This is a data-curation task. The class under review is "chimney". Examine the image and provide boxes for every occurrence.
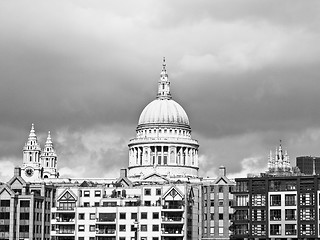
[14,167,21,177]
[219,166,226,176]
[120,169,127,178]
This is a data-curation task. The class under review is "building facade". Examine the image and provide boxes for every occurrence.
[231,143,320,240]
[0,167,55,240]
[296,156,320,175]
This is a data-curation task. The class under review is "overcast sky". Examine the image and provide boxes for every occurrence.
[1,0,320,181]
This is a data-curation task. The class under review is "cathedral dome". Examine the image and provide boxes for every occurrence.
[138,98,190,126]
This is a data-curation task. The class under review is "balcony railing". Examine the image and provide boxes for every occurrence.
[56,218,75,223]
[96,218,116,222]
[96,229,116,234]
[162,204,183,209]
[162,216,183,222]
[162,229,183,234]
[56,230,75,234]
[57,207,75,211]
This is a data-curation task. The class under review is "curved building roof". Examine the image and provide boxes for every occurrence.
[138,98,190,126]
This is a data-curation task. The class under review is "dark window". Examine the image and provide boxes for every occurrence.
[144,189,151,196]
[141,212,147,219]
[131,213,137,220]
[83,191,90,197]
[152,225,159,231]
[153,212,159,219]
[156,188,161,195]
[119,225,126,232]
[219,214,223,220]
[141,225,147,231]
[78,213,85,220]
[120,212,126,219]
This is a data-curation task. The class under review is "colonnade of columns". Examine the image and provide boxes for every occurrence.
[129,145,198,167]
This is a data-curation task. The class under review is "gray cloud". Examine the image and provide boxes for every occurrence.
[0,0,320,180]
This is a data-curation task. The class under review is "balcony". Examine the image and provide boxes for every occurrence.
[56,218,75,223]
[55,229,75,235]
[96,229,116,235]
[56,207,75,212]
[162,204,184,211]
[96,218,116,223]
[162,216,184,223]
[162,229,184,236]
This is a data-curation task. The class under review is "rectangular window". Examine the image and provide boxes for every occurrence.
[153,212,159,219]
[218,186,223,193]
[83,191,90,197]
[78,225,85,232]
[219,214,223,220]
[131,225,135,231]
[131,213,137,220]
[140,225,147,231]
[152,225,159,231]
[285,224,297,235]
[144,189,151,196]
[119,225,126,232]
[270,209,281,221]
[78,213,85,220]
[285,209,296,220]
[156,188,161,195]
[141,212,147,219]
[236,195,249,206]
[270,195,281,206]
[89,225,95,232]
[144,201,151,206]
[90,213,95,220]
[94,190,101,197]
[270,224,281,235]
[285,194,296,206]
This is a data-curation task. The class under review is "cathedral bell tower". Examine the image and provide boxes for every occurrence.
[21,123,42,181]
[41,131,59,178]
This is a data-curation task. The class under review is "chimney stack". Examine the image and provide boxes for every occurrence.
[219,166,226,176]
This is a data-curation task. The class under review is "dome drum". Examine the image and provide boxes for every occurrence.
[128,59,199,178]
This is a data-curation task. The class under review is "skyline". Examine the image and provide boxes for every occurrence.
[1,0,320,181]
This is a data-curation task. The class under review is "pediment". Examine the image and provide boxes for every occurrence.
[116,177,132,188]
[0,185,14,198]
[163,186,184,200]
[143,173,169,182]
[57,188,77,202]
[213,176,233,185]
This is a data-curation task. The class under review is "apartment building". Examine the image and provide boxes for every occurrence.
[0,167,55,240]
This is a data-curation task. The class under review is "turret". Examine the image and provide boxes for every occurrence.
[157,57,172,100]
[21,123,42,181]
[41,131,59,178]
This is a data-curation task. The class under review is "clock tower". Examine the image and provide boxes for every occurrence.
[21,124,43,181]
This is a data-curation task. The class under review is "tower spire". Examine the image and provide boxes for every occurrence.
[157,57,172,100]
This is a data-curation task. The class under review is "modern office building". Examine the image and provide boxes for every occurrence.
[296,156,320,175]
[231,143,320,240]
